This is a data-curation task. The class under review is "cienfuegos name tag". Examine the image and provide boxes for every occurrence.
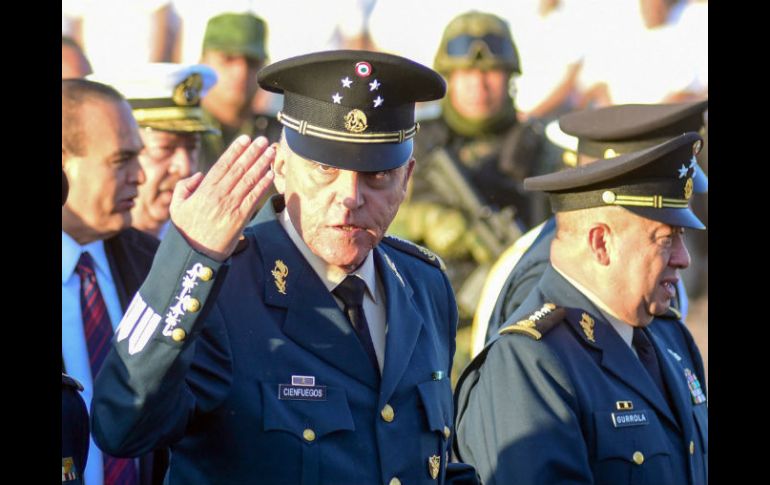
[278,375,327,401]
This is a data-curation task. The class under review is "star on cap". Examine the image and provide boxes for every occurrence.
[369,79,380,91]
[332,92,343,104]
[373,95,384,108]
[678,163,688,179]
[341,77,353,88]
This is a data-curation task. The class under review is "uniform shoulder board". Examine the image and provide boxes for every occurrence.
[498,303,565,340]
[382,235,446,270]
[61,373,84,391]
[232,234,250,256]
[659,306,682,320]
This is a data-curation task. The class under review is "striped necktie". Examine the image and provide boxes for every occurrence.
[76,251,138,485]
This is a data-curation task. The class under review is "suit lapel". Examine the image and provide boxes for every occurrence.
[254,199,379,388]
[375,248,425,405]
[649,325,691,434]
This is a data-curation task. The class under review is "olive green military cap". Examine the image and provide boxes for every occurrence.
[434,11,520,75]
[548,100,708,192]
[525,132,705,230]
[202,12,268,60]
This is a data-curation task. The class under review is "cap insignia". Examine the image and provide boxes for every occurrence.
[684,177,693,200]
[332,92,343,104]
[355,61,372,77]
[173,73,202,106]
[344,109,368,133]
[373,96,384,108]
[341,76,353,88]
[369,79,381,91]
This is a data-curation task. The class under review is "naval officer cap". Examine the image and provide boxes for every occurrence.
[558,100,709,192]
[89,63,218,134]
[525,131,705,230]
[257,50,446,171]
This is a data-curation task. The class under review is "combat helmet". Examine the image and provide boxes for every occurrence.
[433,11,521,75]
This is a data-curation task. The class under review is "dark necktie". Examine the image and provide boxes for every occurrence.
[75,252,138,485]
[632,327,668,398]
[333,275,380,373]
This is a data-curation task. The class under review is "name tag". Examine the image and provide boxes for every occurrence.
[278,384,327,401]
[611,410,650,428]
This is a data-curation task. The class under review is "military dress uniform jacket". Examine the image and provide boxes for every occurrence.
[92,196,469,485]
[485,217,556,340]
[454,265,708,485]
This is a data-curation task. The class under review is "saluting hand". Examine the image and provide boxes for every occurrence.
[169,135,276,261]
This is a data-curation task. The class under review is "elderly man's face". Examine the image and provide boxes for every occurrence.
[607,214,691,326]
[448,68,510,120]
[134,130,200,225]
[274,144,414,272]
[63,98,144,241]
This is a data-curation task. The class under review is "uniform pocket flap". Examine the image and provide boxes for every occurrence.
[594,410,671,462]
[261,381,355,439]
[417,379,451,433]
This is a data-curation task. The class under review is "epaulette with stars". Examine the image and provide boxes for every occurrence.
[498,303,565,340]
[381,235,446,270]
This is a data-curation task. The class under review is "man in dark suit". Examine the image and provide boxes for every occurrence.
[455,132,707,484]
[62,79,165,485]
[91,50,478,484]
[471,101,708,351]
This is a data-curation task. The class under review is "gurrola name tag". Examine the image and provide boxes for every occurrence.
[611,410,650,428]
[278,375,327,401]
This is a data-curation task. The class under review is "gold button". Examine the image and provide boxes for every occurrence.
[443,426,451,439]
[689,441,695,454]
[602,190,617,204]
[171,328,186,342]
[381,404,395,423]
[184,298,201,313]
[199,267,214,281]
[389,478,401,485]
[303,428,316,442]
[632,451,644,465]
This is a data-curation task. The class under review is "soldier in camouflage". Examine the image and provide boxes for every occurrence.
[392,11,562,330]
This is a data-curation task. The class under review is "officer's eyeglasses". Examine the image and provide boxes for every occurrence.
[445,34,513,58]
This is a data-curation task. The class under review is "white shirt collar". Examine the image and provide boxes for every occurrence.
[278,208,377,302]
[61,231,111,284]
[552,263,634,349]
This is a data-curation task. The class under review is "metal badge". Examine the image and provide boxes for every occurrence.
[580,313,595,342]
[616,400,634,410]
[344,109,368,133]
[173,73,202,106]
[684,177,694,199]
[272,260,289,295]
[428,455,441,479]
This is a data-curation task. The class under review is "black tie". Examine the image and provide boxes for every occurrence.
[333,275,380,373]
[632,327,668,398]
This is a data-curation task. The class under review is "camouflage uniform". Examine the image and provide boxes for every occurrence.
[392,12,562,325]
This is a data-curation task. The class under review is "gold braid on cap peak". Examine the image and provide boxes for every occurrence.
[278,111,419,144]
